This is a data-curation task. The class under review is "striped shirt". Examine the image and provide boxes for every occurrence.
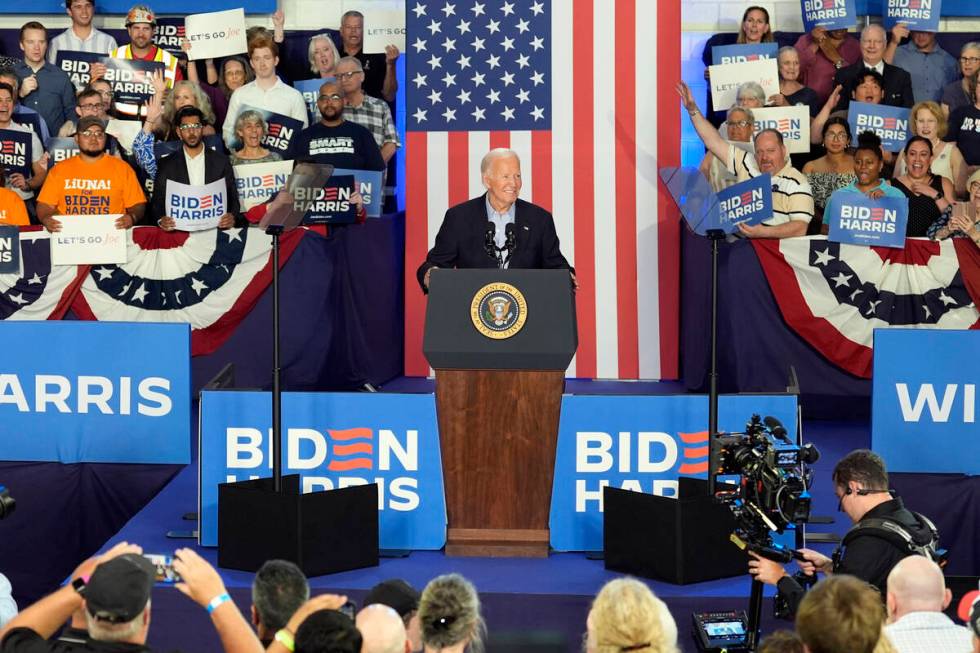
[727,144,814,226]
[47,27,118,70]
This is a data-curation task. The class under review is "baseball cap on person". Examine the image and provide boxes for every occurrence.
[363,579,420,618]
[74,115,107,134]
[85,554,155,623]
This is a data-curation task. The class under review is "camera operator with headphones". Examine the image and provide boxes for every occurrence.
[748,449,943,618]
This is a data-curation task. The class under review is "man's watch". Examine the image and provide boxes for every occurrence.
[834,59,844,69]
[71,576,87,595]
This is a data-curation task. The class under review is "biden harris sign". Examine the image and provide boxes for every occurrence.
[198,391,447,549]
[0,321,190,464]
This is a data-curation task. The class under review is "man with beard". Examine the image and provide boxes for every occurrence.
[290,80,384,172]
[36,114,145,231]
[677,80,814,238]
[107,4,181,118]
[151,105,240,229]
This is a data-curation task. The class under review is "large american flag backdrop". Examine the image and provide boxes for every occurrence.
[404,0,681,379]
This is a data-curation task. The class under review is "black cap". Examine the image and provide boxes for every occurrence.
[363,579,420,618]
[85,554,155,623]
[74,115,107,134]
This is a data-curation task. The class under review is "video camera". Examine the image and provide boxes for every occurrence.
[713,414,819,549]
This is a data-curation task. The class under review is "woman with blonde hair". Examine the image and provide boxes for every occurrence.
[585,578,679,653]
[894,101,967,196]
[418,574,485,653]
[308,34,340,79]
[158,80,217,140]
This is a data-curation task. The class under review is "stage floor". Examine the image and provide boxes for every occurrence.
[101,390,869,652]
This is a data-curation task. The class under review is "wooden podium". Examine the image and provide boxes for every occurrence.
[423,269,577,557]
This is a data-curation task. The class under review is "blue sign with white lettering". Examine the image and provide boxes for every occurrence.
[0,226,19,274]
[711,43,779,66]
[883,0,942,31]
[848,102,911,152]
[548,394,798,551]
[714,175,773,233]
[293,78,333,126]
[872,329,979,474]
[827,193,908,248]
[332,168,384,218]
[198,391,447,549]
[234,106,304,158]
[0,321,190,464]
[801,0,857,32]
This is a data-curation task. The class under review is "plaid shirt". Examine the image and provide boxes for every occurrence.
[884,612,974,653]
[343,94,400,151]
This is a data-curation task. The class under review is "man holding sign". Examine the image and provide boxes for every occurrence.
[108,4,181,118]
[0,82,47,212]
[47,0,116,74]
[884,26,957,104]
[679,81,814,238]
[36,115,145,232]
[151,106,240,231]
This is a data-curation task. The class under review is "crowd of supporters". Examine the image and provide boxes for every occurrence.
[0,2,397,229]
[688,7,980,245]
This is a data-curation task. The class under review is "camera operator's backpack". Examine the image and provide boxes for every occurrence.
[839,511,946,565]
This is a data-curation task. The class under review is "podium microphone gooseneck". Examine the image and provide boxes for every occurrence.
[503,223,516,267]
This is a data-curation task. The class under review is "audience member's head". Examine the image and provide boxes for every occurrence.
[854,132,885,185]
[958,43,980,81]
[364,579,421,652]
[249,36,279,80]
[758,630,803,653]
[902,136,934,180]
[84,553,155,645]
[357,603,410,653]
[585,578,678,653]
[336,56,365,95]
[88,78,114,109]
[418,573,484,653]
[821,116,851,154]
[309,34,340,77]
[910,101,947,140]
[852,70,885,104]
[737,6,772,44]
[752,129,788,175]
[251,559,310,644]
[124,4,156,51]
[726,106,754,143]
[163,80,215,135]
[340,10,365,53]
[317,81,345,123]
[219,56,254,97]
[76,87,107,121]
[860,24,887,65]
[235,109,268,151]
[19,22,47,65]
[295,609,362,653]
[886,556,950,620]
[736,81,766,108]
[777,46,801,83]
[796,575,886,653]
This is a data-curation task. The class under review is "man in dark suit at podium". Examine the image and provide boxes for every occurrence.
[416,148,574,292]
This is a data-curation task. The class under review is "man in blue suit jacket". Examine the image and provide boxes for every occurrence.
[416,148,575,293]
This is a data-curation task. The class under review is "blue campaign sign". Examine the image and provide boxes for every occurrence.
[548,394,798,551]
[883,0,942,31]
[711,43,778,66]
[56,51,104,89]
[0,129,33,178]
[827,193,908,248]
[304,174,358,225]
[102,58,166,106]
[0,226,19,274]
[0,321,190,464]
[293,78,333,126]
[714,175,773,232]
[801,0,857,32]
[872,329,979,474]
[332,168,384,218]
[848,102,911,152]
[236,105,304,158]
[198,391,447,549]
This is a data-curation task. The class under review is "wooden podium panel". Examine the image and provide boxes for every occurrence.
[435,368,564,557]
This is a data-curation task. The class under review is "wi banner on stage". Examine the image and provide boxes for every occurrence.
[0,321,190,464]
[872,329,979,474]
[198,391,447,550]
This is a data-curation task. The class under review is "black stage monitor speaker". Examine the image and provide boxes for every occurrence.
[603,478,747,584]
[218,475,379,576]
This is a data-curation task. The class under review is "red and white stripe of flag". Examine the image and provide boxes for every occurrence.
[404,0,680,380]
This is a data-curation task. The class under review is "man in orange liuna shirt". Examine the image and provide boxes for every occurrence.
[0,164,30,226]
[36,115,145,232]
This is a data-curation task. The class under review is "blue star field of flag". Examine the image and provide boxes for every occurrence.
[406,0,551,131]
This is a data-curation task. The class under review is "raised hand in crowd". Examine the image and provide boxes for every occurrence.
[143,69,167,135]
[810,84,843,144]
[884,23,909,64]
[272,9,285,44]
[90,61,107,81]
[385,44,400,63]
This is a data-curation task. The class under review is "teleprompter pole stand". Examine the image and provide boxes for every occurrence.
[705,228,725,497]
[267,224,284,493]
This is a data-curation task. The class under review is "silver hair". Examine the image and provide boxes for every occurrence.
[961,41,980,56]
[234,109,266,136]
[336,56,364,73]
[727,106,755,122]
[861,23,886,41]
[307,34,340,75]
[480,148,520,176]
[736,81,766,105]
[86,600,150,643]
[341,10,364,24]
[777,45,798,59]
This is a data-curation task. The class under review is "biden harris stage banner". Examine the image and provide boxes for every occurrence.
[198,391,447,549]
[872,329,979,474]
[711,43,778,66]
[548,394,798,551]
[0,321,190,464]
[848,102,911,152]
[884,0,942,31]
[826,193,909,248]
[802,0,857,32]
